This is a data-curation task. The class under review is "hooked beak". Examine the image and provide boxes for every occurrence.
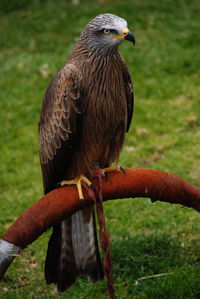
[124,30,135,46]
[110,27,135,46]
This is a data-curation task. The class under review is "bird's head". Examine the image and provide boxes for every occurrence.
[81,13,135,55]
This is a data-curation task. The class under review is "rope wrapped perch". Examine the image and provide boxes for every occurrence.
[1,168,200,283]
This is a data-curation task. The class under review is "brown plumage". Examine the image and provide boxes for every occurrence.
[38,13,135,292]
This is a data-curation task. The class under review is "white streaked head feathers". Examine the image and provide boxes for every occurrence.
[80,13,129,55]
[88,13,128,33]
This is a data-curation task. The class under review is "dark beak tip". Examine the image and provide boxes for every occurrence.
[125,31,136,46]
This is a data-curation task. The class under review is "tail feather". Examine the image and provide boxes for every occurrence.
[45,209,103,292]
[45,224,62,285]
[45,219,77,291]
[59,218,78,291]
[71,210,103,282]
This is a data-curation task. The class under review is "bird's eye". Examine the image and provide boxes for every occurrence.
[103,29,110,35]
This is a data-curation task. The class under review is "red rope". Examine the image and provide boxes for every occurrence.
[87,169,115,299]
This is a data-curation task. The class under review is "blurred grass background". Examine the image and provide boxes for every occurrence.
[0,0,200,298]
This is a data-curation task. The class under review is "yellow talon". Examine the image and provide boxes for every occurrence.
[101,166,118,176]
[60,175,94,202]
[81,175,93,186]
[101,165,125,179]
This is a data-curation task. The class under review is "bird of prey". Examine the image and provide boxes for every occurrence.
[38,13,135,292]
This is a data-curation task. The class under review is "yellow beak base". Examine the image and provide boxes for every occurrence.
[110,27,130,41]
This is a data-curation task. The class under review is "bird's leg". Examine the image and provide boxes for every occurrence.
[59,175,94,203]
[101,165,125,180]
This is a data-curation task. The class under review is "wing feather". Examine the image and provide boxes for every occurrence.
[120,54,134,132]
[38,63,83,193]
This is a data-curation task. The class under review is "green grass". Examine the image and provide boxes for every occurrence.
[1,0,200,298]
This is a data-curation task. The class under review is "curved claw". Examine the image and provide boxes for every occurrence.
[57,182,62,188]
[119,166,126,175]
[90,183,96,194]
[104,172,109,182]
[80,197,84,203]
